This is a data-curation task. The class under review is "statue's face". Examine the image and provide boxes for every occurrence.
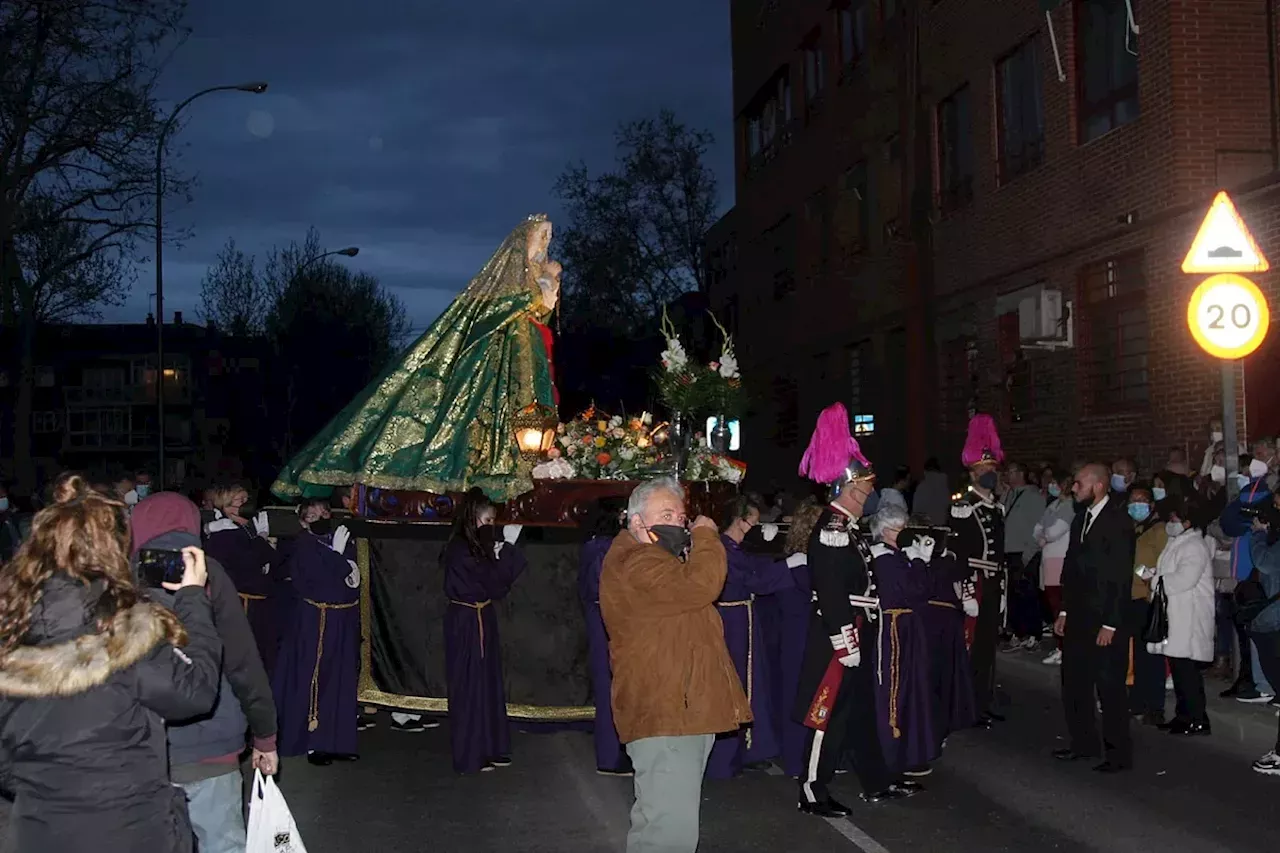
[527,221,552,264]
[543,260,562,283]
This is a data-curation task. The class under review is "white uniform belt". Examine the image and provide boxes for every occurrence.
[968,557,1000,570]
[810,591,880,610]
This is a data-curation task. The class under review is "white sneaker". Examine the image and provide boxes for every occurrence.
[1042,649,1063,666]
[1252,751,1280,775]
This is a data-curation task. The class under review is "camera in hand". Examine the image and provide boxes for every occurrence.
[1241,500,1280,544]
[898,526,952,552]
[137,548,185,587]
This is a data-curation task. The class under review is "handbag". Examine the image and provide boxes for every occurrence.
[1234,569,1280,626]
[1143,577,1170,645]
[247,770,308,853]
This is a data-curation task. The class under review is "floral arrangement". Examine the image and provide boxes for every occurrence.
[654,308,746,418]
[535,406,666,480]
[686,445,747,484]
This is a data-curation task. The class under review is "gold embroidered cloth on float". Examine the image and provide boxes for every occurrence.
[271,216,557,503]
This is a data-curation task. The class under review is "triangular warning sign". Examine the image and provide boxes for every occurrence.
[1182,191,1270,274]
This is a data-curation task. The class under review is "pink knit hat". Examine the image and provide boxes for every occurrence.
[961,413,1004,468]
[799,403,873,484]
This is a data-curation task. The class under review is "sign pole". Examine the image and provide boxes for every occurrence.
[1223,360,1241,501]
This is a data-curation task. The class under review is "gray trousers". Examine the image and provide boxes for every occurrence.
[625,734,715,853]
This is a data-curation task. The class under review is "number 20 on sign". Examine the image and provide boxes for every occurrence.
[1187,274,1270,359]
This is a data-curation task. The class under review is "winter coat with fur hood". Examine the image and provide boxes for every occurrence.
[0,575,222,853]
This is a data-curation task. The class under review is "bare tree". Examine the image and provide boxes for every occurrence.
[198,238,266,335]
[553,109,718,335]
[0,0,190,489]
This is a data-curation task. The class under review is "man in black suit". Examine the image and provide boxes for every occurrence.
[1052,463,1137,772]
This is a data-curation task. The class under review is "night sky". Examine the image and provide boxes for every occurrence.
[112,1,735,336]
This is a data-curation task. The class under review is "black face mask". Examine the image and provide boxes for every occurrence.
[477,524,498,544]
[309,517,333,536]
[977,472,998,491]
[648,524,691,557]
[741,524,766,552]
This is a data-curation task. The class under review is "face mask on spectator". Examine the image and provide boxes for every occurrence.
[1237,474,1251,490]
[1211,465,1226,485]
[1047,483,1061,498]
[1127,503,1151,522]
[1153,487,1167,501]
[1166,521,1186,537]
[1249,459,1269,479]
[1111,474,1128,492]
[1212,430,1225,443]
[135,484,151,499]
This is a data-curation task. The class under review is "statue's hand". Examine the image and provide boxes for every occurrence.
[537,277,559,312]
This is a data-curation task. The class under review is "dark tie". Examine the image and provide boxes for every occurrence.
[1083,510,1095,540]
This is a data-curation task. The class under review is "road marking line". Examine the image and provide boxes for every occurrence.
[824,816,892,853]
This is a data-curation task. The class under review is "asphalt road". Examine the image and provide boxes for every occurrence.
[2,649,1277,852]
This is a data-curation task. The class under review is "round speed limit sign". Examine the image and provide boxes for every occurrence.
[1187,273,1271,359]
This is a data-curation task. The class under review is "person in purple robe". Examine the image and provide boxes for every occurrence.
[444,489,528,774]
[203,483,285,676]
[772,499,822,778]
[578,497,632,776]
[273,498,361,766]
[869,505,940,776]
[706,495,801,779]
[919,515,979,752]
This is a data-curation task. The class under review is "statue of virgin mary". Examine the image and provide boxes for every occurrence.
[271,215,560,502]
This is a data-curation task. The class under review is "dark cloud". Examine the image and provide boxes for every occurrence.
[113,0,734,333]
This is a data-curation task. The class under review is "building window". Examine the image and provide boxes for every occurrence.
[837,1,869,75]
[803,33,826,114]
[33,411,61,434]
[853,413,876,436]
[936,84,974,211]
[881,135,902,239]
[1081,252,1147,409]
[745,70,793,171]
[1077,0,1139,143]
[766,215,796,299]
[996,37,1045,182]
[842,162,870,252]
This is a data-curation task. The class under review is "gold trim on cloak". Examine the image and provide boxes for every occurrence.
[355,537,595,722]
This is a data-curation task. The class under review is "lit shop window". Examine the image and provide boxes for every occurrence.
[853,414,875,436]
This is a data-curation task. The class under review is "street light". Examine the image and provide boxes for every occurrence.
[154,82,268,489]
[298,246,360,273]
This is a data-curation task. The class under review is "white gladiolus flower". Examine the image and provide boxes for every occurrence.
[608,415,623,428]
[619,447,636,461]
[718,352,739,379]
[640,411,653,425]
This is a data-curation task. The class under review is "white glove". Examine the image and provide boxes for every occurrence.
[344,559,360,589]
[761,523,779,542]
[260,562,271,575]
[963,597,980,618]
[330,524,351,556]
[999,593,1007,615]
[838,651,861,668]
[502,524,522,545]
[785,552,808,568]
[1135,565,1156,580]
[904,535,936,564]
[253,511,270,538]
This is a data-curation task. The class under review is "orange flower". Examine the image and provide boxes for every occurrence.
[596,452,612,466]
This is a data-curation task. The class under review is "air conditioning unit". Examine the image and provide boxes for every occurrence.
[1018,290,1073,350]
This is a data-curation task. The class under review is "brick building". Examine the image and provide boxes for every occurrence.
[708,0,1280,487]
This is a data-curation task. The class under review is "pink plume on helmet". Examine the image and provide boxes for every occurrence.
[961,413,1004,467]
[799,403,871,483]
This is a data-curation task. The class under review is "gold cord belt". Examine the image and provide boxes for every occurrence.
[927,600,957,610]
[882,608,913,739]
[450,599,493,659]
[238,592,267,614]
[717,598,754,749]
[303,598,359,733]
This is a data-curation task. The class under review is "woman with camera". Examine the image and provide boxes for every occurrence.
[0,475,222,853]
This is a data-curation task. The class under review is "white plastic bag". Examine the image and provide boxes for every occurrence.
[247,769,308,853]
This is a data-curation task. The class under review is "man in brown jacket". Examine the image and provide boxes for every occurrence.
[601,476,750,853]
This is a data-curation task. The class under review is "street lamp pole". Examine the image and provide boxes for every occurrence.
[298,246,360,274]
[155,82,267,490]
